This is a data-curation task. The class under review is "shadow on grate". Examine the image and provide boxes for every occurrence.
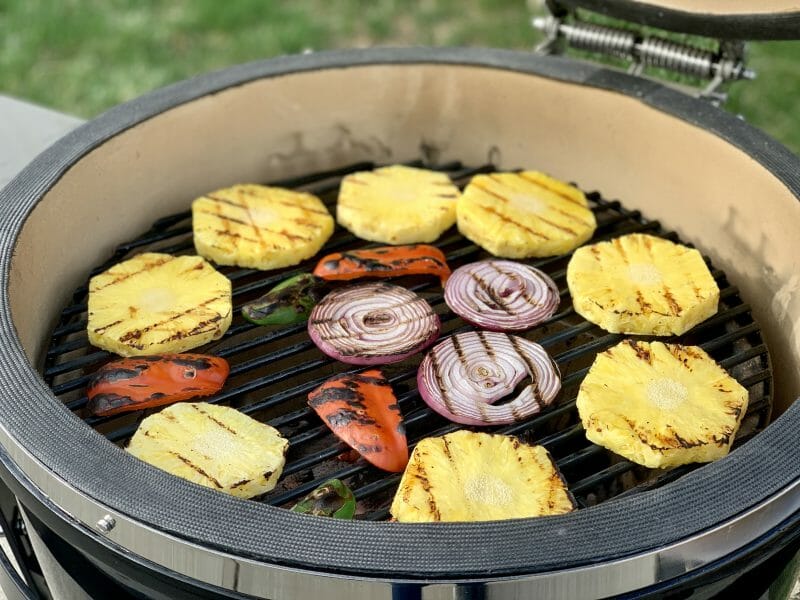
[42,160,772,521]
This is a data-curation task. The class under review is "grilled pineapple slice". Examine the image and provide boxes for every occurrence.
[577,340,748,469]
[567,233,719,335]
[88,253,232,356]
[390,430,574,522]
[193,184,334,270]
[337,165,460,244]
[457,171,596,258]
[128,402,289,498]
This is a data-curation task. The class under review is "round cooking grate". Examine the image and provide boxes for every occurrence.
[42,160,772,520]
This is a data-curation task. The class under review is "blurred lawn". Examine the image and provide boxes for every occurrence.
[1,0,798,153]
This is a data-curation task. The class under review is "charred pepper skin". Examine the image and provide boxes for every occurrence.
[241,273,326,326]
[312,245,451,285]
[308,369,409,472]
[87,354,229,417]
[290,478,356,518]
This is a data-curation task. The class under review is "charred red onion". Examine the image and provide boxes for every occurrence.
[308,283,440,365]
[444,259,559,331]
[417,331,560,425]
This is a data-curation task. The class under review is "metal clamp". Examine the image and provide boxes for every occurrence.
[533,14,756,104]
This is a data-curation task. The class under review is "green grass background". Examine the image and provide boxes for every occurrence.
[1,0,798,153]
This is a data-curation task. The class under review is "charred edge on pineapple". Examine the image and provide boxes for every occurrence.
[612,238,628,262]
[169,452,223,489]
[534,215,577,236]
[192,405,238,435]
[517,173,585,207]
[156,312,228,345]
[91,319,124,335]
[415,462,441,522]
[196,210,250,227]
[663,286,682,315]
[625,340,652,363]
[205,193,246,209]
[93,256,174,291]
[117,295,228,346]
[478,205,550,240]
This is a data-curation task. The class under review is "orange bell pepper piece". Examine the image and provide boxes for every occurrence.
[87,354,229,417]
[313,244,450,285]
[308,369,409,472]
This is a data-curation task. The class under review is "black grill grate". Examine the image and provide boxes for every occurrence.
[42,161,772,520]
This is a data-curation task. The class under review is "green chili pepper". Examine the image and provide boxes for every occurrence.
[290,479,356,519]
[242,273,325,326]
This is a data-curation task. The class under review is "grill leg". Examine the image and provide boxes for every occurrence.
[0,478,45,599]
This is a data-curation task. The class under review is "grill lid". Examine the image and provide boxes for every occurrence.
[552,0,800,39]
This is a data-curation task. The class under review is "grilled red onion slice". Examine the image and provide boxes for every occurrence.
[308,283,440,365]
[418,331,560,425]
[444,260,559,331]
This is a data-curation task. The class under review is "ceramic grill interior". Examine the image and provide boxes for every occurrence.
[1,48,800,599]
[43,160,773,519]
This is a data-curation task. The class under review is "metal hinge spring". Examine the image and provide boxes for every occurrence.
[533,16,755,102]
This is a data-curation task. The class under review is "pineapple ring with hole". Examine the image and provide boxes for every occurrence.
[390,430,574,522]
[456,171,597,258]
[336,164,461,244]
[192,184,334,270]
[88,253,232,356]
[567,233,719,335]
[576,340,749,469]
[127,402,289,499]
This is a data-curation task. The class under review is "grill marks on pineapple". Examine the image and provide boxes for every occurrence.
[191,404,238,435]
[168,451,224,489]
[92,319,124,335]
[88,253,232,355]
[625,340,653,364]
[336,165,460,245]
[577,340,748,468]
[92,255,174,292]
[116,294,229,349]
[662,286,683,315]
[201,194,314,248]
[414,459,442,522]
[199,210,249,229]
[567,233,719,335]
[193,185,334,270]
[474,175,588,235]
[478,204,550,240]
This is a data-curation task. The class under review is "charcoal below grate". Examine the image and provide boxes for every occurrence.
[42,160,772,520]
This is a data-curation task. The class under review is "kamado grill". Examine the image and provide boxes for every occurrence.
[1,2,800,598]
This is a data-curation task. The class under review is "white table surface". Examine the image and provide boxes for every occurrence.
[0,94,84,191]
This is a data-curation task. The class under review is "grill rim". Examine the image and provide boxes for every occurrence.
[0,47,799,592]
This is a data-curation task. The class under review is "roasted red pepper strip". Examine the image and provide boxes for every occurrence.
[313,245,451,285]
[308,369,409,472]
[87,354,229,417]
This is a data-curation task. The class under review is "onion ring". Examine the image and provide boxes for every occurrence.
[308,283,440,365]
[418,331,560,425]
[444,259,559,331]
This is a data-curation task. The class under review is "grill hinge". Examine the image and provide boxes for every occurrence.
[532,5,755,106]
